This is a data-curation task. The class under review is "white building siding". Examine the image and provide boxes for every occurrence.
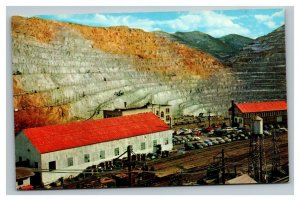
[148,105,172,125]
[39,130,172,184]
[16,177,31,189]
[122,108,151,116]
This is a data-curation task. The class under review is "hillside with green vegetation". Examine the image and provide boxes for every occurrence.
[155,31,253,60]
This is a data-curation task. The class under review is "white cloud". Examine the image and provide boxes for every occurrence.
[96,11,249,37]
[198,11,250,36]
[254,10,284,28]
[45,11,251,37]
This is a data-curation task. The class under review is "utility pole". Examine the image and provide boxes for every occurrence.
[259,144,263,183]
[271,129,281,177]
[221,149,225,184]
[208,110,211,127]
[127,145,133,187]
[231,100,235,127]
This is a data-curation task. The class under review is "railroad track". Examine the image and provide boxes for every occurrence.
[61,133,288,188]
[149,133,288,175]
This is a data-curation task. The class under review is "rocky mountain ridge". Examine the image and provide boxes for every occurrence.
[155,31,254,60]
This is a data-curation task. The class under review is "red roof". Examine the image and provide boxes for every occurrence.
[20,185,34,190]
[236,101,287,113]
[22,112,170,154]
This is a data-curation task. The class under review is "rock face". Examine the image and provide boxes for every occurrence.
[226,25,286,103]
[12,16,236,133]
[11,16,286,133]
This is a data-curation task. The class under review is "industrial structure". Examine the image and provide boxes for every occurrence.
[15,113,173,185]
[103,104,172,126]
[229,100,287,127]
[248,116,266,182]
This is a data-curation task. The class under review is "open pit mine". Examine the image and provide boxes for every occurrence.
[12,16,286,133]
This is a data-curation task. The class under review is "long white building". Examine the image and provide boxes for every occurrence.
[15,112,173,185]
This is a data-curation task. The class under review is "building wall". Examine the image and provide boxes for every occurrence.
[104,106,172,126]
[15,132,41,168]
[122,108,151,116]
[103,110,122,118]
[148,105,172,126]
[39,130,173,185]
[234,109,287,127]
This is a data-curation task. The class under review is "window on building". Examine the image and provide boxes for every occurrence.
[84,154,90,163]
[164,138,169,145]
[48,161,56,171]
[153,140,158,147]
[156,111,159,115]
[17,179,24,186]
[141,142,146,150]
[100,150,105,159]
[234,117,238,123]
[161,111,164,118]
[114,148,120,156]
[166,108,170,114]
[277,116,283,122]
[67,157,73,167]
[166,115,170,121]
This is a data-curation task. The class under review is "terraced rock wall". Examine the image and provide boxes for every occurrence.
[226,25,286,103]
[12,16,236,133]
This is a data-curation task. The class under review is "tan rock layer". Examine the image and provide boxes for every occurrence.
[11,16,223,78]
[14,105,71,134]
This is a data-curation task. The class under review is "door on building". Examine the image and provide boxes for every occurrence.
[48,161,56,171]
[153,140,158,153]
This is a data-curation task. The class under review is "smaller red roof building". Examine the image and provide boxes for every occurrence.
[235,101,287,113]
[231,100,288,127]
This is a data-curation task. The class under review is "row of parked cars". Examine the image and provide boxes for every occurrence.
[173,125,288,150]
[184,136,232,150]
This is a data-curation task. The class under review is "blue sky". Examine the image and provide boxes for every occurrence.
[35,9,285,39]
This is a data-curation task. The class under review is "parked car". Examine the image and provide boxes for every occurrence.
[279,128,288,132]
[263,130,271,136]
[212,140,219,145]
[209,138,216,141]
[193,142,204,149]
[224,138,232,143]
[204,140,213,146]
[219,139,226,144]
[184,142,195,150]
[239,134,245,139]
[200,142,208,147]
[182,136,189,142]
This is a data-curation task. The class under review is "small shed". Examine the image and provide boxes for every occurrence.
[16,167,35,189]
